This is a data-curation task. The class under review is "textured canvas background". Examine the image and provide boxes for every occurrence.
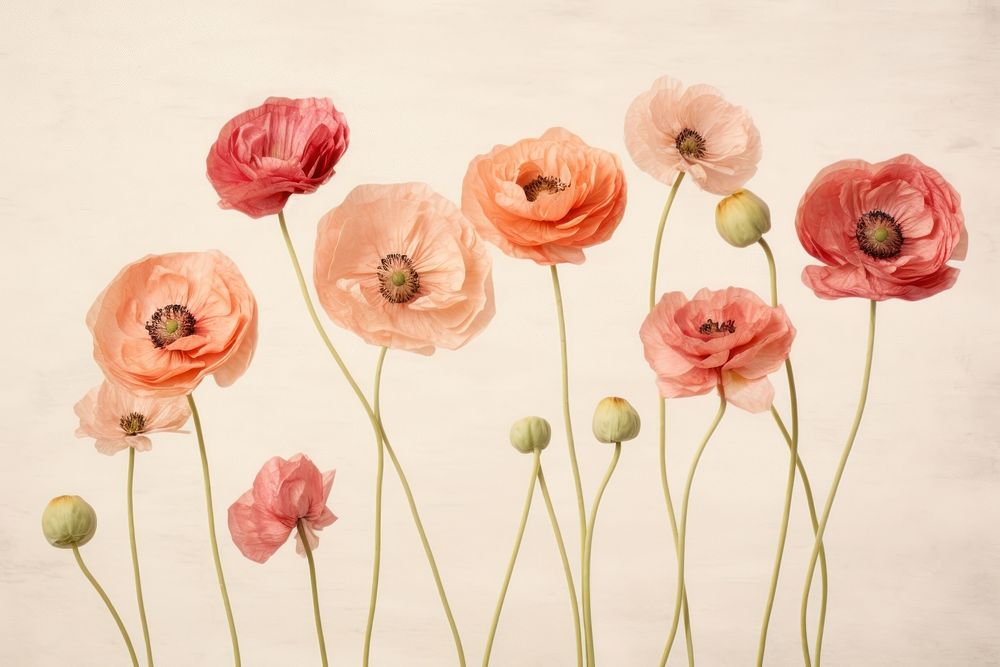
[1,1,998,664]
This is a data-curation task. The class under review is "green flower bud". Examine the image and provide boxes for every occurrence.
[715,189,771,248]
[42,495,97,549]
[592,397,641,444]
[509,416,551,454]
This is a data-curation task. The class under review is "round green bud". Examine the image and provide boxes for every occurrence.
[42,495,97,549]
[592,397,641,444]
[715,189,771,248]
[509,416,551,454]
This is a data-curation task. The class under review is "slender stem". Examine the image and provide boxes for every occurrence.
[537,466,584,667]
[482,450,541,666]
[800,300,877,667]
[659,395,726,667]
[649,173,694,666]
[297,521,329,667]
[72,544,140,667]
[755,238,800,666]
[127,448,154,666]
[583,443,622,667]
[363,347,388,666]
[549,265,587,571]
[279,211,466,666]
[187,393,241,666]
[772,408,828,665]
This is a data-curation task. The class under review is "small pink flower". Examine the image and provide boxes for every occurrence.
[640,287,795,413]
[207,97,350,218]
[314,182,495,354]
[796,154,968,301]
[228,454,337,564]
[87,251,259,397]
[625,76,761,195]
[74,381,190,455]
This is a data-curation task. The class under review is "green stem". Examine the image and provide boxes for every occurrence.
[659,394,726,667]
[363,347,388,666]
[649,173,694,666]
[537,466,584,667]
[278,211,465,666]
[549,265,587,573]
[127,448,154,666]
[582,443,622,667]
[482,450,541,666]
[187,393,240,666]
[800,300,877,667]
[755,238,800,666]
[72,544,140,667]
[297,521,329,667]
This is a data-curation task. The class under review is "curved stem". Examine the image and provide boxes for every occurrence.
[800,300,877,667]
[297,521,329,667]
[482,450,541,666]
[72,544,140,667]
[659,395,726,667]
[583,443,622,667]
[127,448,154,666]
[537,466,584,667]
[772,408,828,665]
[279,211,465,666]
[187,393,240,666]
[755,238,800,666]
[362,347,388,665]
[549,265,587,570]
[648,172,685,311]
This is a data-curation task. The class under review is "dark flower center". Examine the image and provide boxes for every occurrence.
[523,175,569,202]
[699,318,736,335]
[377,253,421,304]
[675,128,707,159]
[145,304,197,348]
[855,210,903,259]
[119,412,147,436]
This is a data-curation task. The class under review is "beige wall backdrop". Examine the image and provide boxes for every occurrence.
[2,1,998,665]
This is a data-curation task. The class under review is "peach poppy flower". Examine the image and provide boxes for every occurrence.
[461,128,627,265]
[314,182,495,354]
[227,454,337,564]
[207,97,350,218]
[87,251,259,397]
[74,381,190,455]
[640,287,795,413]
[796,154,968,301]
[625,76,762,195]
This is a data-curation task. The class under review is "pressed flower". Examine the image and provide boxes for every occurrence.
[207,97,349,218]
[74,381,190,455]
[462,128,628,265]
[640,287,795,413]
[625,76,762,195]
[228,454,337,564]
[314,182,495,354]
[86,251,259,397]
[796,154,968,301]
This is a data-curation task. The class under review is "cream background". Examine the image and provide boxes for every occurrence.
[1,1,998,665]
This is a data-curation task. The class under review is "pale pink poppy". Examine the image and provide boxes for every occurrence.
[640,287,795,413]
[87,251,259,397]
[624,76,761,195]
[207,97,350,218]
[461,128,627,265]
[796,154,968,301]
[228,454,337,563]
[74,381,190,455]
[314,182,495,354]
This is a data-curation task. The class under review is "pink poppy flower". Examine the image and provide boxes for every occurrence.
[796,154,968,301]
[461,127,627,265]
[207,97,350,218]
[74,381,190,455]
[227,454,337,563]
[640,287,795,413]
[624,75,762,195]
[314,182,495,354]
[87,251,259,397]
